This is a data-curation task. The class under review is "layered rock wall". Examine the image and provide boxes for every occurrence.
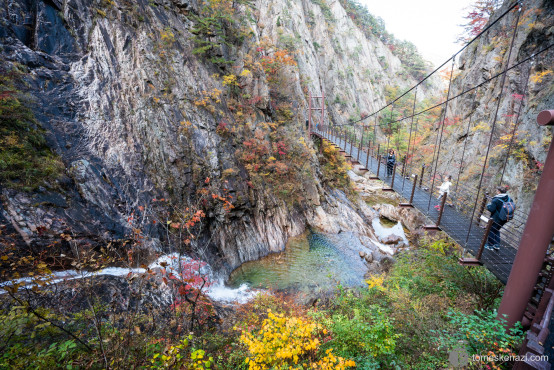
[0,0,428,274]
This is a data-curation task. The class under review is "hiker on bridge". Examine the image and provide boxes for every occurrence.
[386,149,396,177]
[434,175,452,211]
[485,185,515,251]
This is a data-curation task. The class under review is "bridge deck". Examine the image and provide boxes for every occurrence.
[313,130,517,284]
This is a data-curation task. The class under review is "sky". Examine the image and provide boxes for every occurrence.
[359,0,477,67]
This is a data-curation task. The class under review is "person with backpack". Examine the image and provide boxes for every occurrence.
[485,185,515,251]
[386,149,396,177]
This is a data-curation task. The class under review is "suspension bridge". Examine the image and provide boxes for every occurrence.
[312,126,519,283]
[307,1,554,366]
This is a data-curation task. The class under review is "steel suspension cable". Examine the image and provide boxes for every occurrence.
[454,87,479,195]
[499,59,532,184]
[385,105,394,156]
[333,42,554,130]
[402,87,419,192]
[345,1,520,126]
[427,58,456,211]
[465,4,523,245]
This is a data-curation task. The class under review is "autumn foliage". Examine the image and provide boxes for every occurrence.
[237,309,356,369]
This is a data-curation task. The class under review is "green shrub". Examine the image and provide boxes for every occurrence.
[435,310,524,368]
[0,67,64,190]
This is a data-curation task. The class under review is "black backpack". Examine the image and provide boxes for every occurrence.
[498,197,515,221]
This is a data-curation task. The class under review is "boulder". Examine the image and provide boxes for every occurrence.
[374,203,424,232]
[364,252,374,263]
[381,234,403,245]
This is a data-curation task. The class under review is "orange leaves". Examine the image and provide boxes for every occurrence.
[260,49,297,84]
[530,69,552,84]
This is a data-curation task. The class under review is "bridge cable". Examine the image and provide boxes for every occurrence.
[402,86,419,193]
[499,58,532,184]
[344,1,520,127]
[465,3,523,245]
[335,42,554,132]
[454,86,479,196]
[385,105,394,156]
[427,58,456,212]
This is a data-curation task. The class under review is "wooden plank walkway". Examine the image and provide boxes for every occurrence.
[313,130,519,284]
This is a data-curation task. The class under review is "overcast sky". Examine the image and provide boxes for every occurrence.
[359,0,477,67]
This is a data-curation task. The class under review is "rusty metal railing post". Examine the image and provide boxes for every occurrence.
[400,159,404,178]
[419,164,425,187]
[477,192,489,222]
[499,109,554,328]
[410,175,417,203]
[400,174,418,208]
[376,155,381,177]
[365,145,370,170]
[358,127,364,163]
[436,193,448,226]
[308,92,312,133]
[477,218,494,260]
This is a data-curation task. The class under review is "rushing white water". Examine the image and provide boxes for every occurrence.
[206,280,259,304]
[371,218,409,247]
[0,253,259,304]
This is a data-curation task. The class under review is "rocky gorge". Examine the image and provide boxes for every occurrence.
[3,0,553,367]
[0,0,434,278]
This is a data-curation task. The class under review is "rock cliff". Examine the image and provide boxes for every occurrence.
[0,0,429,275]
[408,0,553,225]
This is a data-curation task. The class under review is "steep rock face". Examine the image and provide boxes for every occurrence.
[416,0,553,226]
[0,0,426,274]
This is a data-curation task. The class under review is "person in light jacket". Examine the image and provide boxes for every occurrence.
[434,175,452,211]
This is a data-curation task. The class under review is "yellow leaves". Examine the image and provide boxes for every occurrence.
[193,88,222,110]
[238,309,354,369]
[530,69,552,84]
[240,69,252,77]
[366,274,385,291]
[471,121,490,133]
[160,27,175,48]
[222,74,238,87]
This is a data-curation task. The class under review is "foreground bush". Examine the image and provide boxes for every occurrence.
[237,309,355,369]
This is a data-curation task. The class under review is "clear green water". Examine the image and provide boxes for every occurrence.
[228,231,369,292]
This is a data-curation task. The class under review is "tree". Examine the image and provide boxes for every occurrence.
[457,0,503,42]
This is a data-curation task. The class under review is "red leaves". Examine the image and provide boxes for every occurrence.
[458,0,501,41]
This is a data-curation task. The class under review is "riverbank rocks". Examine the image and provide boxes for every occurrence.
[358,250,373,262]
[373,203,424,232]
[381,234,403,245]
[306,189,376,238]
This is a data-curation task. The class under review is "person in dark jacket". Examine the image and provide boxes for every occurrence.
[386,149,396,177]
[485,185,511,251]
